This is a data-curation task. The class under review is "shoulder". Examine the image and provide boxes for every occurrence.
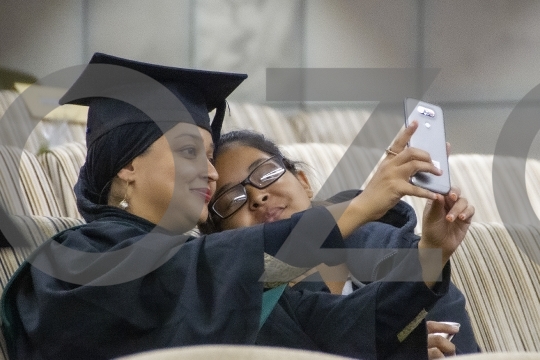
[52,218,152,252]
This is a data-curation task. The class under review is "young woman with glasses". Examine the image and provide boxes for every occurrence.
[204,129,478,359]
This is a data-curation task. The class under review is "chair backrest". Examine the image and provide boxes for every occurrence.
[0,214,85,360]
[449,154,540,224]
[0,90,87,155]
[38,142,87,219]
[451,222,540,352]
[221,102,301,144]
[290,107,399,147]
[0,90,44,154]
[0,145,63,217]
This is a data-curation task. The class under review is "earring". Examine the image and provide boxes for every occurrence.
[119,181,129,210]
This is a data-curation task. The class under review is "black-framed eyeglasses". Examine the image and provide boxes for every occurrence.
[210,156,286,219]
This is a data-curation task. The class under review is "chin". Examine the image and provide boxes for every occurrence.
[198,210,209,225]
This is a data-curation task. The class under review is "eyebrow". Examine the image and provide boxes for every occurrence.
[173,133,200,141]
[214,157,270,199]
[171,133,214,153]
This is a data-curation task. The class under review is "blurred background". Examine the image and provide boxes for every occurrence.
[2,0,540,156]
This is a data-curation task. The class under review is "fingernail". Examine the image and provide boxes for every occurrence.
[446,215,454,222]
[451,193,458,201]
[459,214,466,220]
[441,321,461,331]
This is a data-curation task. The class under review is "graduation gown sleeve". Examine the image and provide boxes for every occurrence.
[334,190,480,355]
[258,252,451,360]
[0,207,344,360]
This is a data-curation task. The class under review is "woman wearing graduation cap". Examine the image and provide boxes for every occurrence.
[1,53,462,360]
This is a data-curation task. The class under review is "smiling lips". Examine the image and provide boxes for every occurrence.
[192,188,213,203]
[264,207,284,223]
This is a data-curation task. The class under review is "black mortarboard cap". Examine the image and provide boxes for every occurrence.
[59,52,247,146]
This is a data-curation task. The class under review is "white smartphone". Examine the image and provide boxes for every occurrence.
[404,98,451,195]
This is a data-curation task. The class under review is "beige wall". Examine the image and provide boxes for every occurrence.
[2,0,540,155]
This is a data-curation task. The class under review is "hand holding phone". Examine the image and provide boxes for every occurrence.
[404,98,451,195]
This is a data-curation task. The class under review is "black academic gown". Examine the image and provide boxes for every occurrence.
[258,265,450,360]
[322,190,480,355]
[0,206,344,360]
[1,196,450,360]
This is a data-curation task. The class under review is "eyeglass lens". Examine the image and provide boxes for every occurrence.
[212,157,285,218]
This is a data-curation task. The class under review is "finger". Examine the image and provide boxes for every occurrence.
[428,335,457,356]
[402,160,443,179]
[427,321,460,335]
[428,347,445,359]
[394,145,433,166]
[446,198,473,223]
[457,203,475,222]
[403,183,439,201]
[442,188,461,211]
[446,187,461,203]
[446,142,451,156]
[390,120,418,153]
[384,148,399,158]
[423,193,446,221]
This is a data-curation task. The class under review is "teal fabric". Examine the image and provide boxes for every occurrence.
[259,284,287,329]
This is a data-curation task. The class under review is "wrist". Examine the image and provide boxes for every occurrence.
[418,237,451,263]
[418,238,448,288]
[326,197,374,238]
[353,192,387,223]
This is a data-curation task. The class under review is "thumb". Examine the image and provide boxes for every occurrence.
[423,194,445,222]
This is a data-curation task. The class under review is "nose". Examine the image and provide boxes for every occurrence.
[246,186,269,209]
[207,159,218,182]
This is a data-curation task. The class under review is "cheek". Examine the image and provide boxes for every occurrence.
[143,155,176,201]
[291,191,312,211]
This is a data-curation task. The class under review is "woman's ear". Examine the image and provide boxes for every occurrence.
[116,161,136,182]
[296,170,314,199]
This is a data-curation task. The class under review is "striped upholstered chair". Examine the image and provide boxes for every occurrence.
[448,154,540,224]
[0,145,63,218]
[221,102,302,145]
[0,143,86,359]
[451,222,540,352]
[37,142,86,219]
[0,90,86,155]
[289,107,397,148]
[0,214,85,360]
